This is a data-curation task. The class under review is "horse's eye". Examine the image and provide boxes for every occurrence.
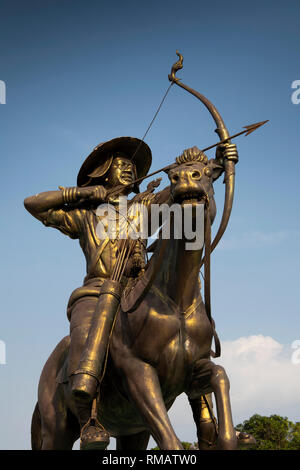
[191,170,201,180]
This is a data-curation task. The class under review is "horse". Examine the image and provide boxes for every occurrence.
[31,148,238,450]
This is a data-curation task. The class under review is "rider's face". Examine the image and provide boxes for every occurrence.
[107,157,135,188]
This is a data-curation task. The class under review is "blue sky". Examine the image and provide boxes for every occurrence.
[0,0,299,449]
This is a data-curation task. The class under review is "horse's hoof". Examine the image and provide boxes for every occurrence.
[80,425,110,450]
[237,432,256,449]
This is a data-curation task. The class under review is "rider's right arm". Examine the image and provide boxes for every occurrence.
[24,190,83,239]
[24,190,65,222]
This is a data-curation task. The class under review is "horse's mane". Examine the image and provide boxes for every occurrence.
[175,146,208,165]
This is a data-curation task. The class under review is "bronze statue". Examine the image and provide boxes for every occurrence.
[26,52,264,450]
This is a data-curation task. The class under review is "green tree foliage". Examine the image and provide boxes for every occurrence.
[181,441,195,450]
[289,422,300,449]
[236,414,300,450]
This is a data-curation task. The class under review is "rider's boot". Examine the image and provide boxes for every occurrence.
[73,391,110,450]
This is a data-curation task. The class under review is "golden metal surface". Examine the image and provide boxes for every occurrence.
[25,54,260,450]
[26,142,239,450]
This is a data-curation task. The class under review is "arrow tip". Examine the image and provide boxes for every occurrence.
[244,120,269,136]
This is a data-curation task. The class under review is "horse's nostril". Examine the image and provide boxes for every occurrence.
[191,170,201,180]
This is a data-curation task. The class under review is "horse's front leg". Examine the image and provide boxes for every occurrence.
[209,364,237,450]
[187,361,237,450]
[120,358,183,450]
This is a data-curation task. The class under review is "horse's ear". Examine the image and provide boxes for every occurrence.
[208,158,224,182]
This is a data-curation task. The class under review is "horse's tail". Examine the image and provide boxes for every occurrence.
[31,402,42,450]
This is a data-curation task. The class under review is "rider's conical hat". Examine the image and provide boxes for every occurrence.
[77,137,152,193]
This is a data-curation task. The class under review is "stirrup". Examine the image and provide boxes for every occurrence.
[80,398,110,450]
[80,421,110,450]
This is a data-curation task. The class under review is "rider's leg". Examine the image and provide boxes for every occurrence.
[67,296,96,379]
[67,297,110,449]
[71,280,122,402]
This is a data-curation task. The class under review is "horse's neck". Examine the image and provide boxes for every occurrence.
[153,237,202,311]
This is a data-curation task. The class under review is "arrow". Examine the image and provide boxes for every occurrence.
[107,120,269,196]
[201,120,269,153]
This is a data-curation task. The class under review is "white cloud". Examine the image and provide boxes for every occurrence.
[163,335,300,446]
[215,335,300,420]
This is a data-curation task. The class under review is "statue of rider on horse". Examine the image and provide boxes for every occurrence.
[25,52,264,450]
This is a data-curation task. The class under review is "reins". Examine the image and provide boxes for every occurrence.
[203,196,221,358]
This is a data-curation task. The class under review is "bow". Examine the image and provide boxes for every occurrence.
[168,50,237,254]
[168,51,239,358]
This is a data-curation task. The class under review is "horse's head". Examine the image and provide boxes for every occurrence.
[167,146,224,205]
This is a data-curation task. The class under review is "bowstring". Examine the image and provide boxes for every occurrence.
[130,81,174,163]
[108,81,174,199]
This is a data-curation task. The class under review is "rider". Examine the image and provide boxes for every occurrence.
[24,137,168,449]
